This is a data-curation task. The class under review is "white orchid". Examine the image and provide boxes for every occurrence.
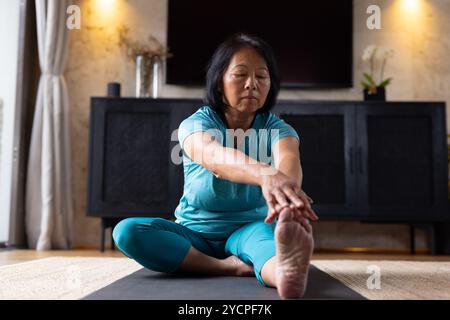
[362,44,377,62]
[361,45,394,92]
[375,47,395,60]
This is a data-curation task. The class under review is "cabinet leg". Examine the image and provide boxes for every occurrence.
[409,225,415,255]
[429,223,437,255]
[100,219,105,253]
[111,228,115,251]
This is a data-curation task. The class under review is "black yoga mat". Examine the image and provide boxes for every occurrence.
[83,265,366,300]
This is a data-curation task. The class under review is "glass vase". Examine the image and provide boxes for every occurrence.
[135,54,152,98]
[150,56,162,98]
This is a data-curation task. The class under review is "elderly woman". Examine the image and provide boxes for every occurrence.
[113,33,318,299]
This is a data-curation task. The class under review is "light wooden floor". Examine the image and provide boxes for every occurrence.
[1,249,450,267]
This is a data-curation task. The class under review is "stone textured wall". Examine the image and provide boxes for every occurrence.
[65,0,450,250]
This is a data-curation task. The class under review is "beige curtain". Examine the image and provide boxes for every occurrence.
[25,0,73,250]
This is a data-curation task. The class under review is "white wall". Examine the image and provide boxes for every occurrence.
[0,0,21,243]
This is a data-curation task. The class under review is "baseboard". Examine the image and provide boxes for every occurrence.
[73,244,104,250]
[314,247,430,255]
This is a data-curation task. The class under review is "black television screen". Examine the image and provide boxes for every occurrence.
[166,0,353,88]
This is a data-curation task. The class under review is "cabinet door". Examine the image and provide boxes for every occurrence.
[87,98,201,218]
[273,102,358,218]
[356,103,448,220]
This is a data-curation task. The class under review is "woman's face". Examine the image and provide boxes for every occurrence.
[221,47,271,114]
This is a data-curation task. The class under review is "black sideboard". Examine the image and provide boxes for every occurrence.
[87,98,450,253]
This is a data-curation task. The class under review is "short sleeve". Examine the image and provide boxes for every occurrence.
[266,113,300,148]
[178,108,222,150]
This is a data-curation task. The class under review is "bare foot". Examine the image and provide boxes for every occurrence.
[224,255,254,277]
[275,207,314,299]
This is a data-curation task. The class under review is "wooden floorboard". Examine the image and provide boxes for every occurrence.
[0,250,123,267]
[1,249,450,267]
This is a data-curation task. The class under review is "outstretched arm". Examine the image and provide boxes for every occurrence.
[183,132,317,222]
[182,131,271,185]
[263,137,318,223]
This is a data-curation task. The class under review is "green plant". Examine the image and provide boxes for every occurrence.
[361,45,394,94]
[117,25,172,62]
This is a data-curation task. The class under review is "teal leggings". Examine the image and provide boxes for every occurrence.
[112,217,276,286]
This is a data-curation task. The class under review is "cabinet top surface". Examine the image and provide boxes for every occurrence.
[91,97,446,106]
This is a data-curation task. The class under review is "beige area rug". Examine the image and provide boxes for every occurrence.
[1,257,449,300]
[0,257,142,300]
[311,260,450,300]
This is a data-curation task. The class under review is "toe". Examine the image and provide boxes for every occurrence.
[277,207,294,223]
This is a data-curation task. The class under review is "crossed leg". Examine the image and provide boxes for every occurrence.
[113,210,313,299]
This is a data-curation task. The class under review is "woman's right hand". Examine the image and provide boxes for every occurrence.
[260,170,318,223]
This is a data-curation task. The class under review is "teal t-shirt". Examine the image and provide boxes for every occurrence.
[174,105,300,239]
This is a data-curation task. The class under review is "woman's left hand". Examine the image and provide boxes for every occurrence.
[264,189,318,224]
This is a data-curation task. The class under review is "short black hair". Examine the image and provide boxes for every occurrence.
[204,33,280,115]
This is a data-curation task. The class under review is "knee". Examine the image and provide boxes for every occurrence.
[250,220,276,236]
[112,217,168,252]
[112,218,138,252]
